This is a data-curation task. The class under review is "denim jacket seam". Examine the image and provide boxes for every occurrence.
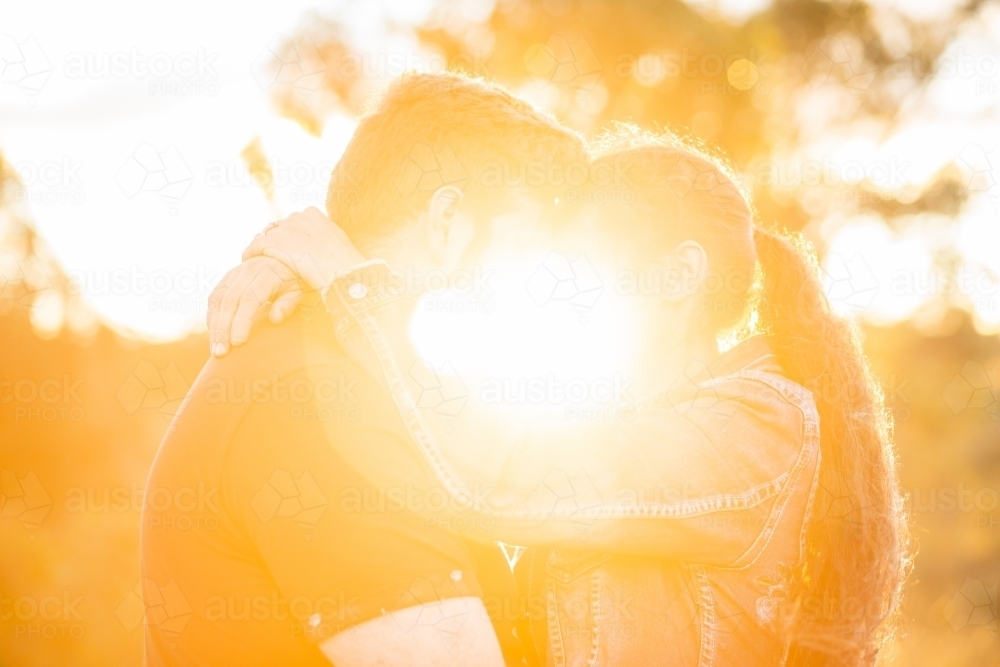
[730,370,819,569]
[688,564,717,667]
[545,576,566,667]
[350,308,486,512]
[727,438,808,569]
[566,474,787,519]
[587,568,602,667]
[725,370,820,570]
[331,282,494,514]
[329,288,406,339]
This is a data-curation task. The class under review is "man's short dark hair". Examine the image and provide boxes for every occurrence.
[326,71,587,245]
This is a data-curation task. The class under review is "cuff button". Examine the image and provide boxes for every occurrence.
[347,283,368,300]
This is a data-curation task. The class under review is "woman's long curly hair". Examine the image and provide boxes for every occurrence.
[586,126,911,666]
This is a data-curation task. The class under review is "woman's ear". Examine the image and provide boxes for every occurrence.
[426,185,475,266]
[662,240,708,303]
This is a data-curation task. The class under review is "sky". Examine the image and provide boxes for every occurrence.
[1,0,999,340]
[0,0,367,339]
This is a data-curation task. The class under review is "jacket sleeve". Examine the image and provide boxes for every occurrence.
[320,262,819,564]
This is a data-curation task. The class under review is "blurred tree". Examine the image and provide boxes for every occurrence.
[0,152,78,334]
[0,150,209,667]
[266,0,985,232]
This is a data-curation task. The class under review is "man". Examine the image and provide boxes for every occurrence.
[141,71,588,666]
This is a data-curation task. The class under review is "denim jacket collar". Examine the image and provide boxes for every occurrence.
[710,336,782,379]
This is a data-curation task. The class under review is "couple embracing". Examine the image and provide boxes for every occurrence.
[141,71,907,667]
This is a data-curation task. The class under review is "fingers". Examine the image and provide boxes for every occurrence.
[207,283,227,332]
[302,206,327,222]
[242,233,295,269]
[242,208,323,262]
[211,262,259,356]
[238,207,359,292]
[242,211,297,261]
[269,286,303,324]
[207,266,241,351]
[229,265,294,346]
[242,232,267,262]
[209,258,301,356]
[214,210,340,356]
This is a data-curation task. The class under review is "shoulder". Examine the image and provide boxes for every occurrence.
[190,309,358,409]
[210,307,347,377]
[682,370,818,478]
[152,310,357,469]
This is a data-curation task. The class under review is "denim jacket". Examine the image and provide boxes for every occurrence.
[316,262,822,667]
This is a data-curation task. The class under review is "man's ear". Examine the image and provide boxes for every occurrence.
[661,240,709,303]
[426,184,475,267]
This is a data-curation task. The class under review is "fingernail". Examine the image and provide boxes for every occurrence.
[212,342,227,356]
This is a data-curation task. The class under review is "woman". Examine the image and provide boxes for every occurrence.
[211,128,909,666]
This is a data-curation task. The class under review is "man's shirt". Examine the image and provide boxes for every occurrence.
[140,307,487,666]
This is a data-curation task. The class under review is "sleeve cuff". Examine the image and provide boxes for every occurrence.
[322,259,405,339]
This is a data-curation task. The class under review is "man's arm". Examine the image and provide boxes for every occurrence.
[217,337,506,667]
[320,598,504,667]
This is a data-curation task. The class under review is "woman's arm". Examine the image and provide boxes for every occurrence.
[321,262,819,564]
[208,213,819,564]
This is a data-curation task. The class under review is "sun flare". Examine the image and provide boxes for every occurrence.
[408,248,642,390]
